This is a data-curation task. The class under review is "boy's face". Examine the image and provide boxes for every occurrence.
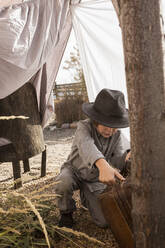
[96,124,117,138]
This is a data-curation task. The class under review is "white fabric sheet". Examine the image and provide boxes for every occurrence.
[161,0,165,34]
[0,0,55,98]
[0,0,72,127]
[71,0,127,103]
[71,0,130,139]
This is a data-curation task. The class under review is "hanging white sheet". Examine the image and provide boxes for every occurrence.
[0,0,72,127]
[71,0,130,139]
[161,0,165,78]
[161,0,165,34]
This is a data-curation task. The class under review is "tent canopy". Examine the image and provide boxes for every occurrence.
[0,0,164,140]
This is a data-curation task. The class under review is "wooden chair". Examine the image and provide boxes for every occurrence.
[0,83,46,189]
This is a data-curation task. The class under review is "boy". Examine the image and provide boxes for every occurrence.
[55,88,130,228]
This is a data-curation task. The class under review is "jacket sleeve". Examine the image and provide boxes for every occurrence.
[110,132,130,171]
[75,121,104,166]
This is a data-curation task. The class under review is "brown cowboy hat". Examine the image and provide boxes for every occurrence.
[82,88,129,128]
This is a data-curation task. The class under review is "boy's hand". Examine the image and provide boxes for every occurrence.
[95,158,125,185]
[125,151,131,162]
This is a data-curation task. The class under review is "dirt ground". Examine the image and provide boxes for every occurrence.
[0,127,119,248]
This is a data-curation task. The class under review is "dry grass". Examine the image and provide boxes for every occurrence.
[54,226,105,246]
[0,187,53,247]
[0,116,29,120]
[55,95,87,127]
[0,183,107,248]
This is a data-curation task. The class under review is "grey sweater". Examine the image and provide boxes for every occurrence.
[61,119,130,185]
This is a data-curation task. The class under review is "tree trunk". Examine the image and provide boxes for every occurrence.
[0,82,45,160]
[112,0,165,247]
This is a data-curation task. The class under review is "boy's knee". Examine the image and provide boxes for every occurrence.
[55,175,74,194]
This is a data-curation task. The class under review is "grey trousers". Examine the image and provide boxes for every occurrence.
[55,167,108,227]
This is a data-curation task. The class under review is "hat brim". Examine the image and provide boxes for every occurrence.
[82,102,129,128]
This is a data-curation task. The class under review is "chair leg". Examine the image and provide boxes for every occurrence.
[23,159,30,173]
[41,145,47,177]
[12,160,22,189]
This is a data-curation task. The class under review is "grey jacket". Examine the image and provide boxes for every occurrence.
[61,119,130,185]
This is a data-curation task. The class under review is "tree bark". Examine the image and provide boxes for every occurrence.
[0,82,45,160]
[112,0,165,247]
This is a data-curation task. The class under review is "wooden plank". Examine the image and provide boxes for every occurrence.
[12,160,22,189]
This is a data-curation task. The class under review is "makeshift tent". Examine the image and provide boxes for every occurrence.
[0,0,165,142]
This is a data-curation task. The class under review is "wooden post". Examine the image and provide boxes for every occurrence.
[12,160,22,189]
[41,146,47,177]
[23,159,30,173]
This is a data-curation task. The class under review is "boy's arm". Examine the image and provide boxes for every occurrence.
[75,121,126,184]
[75,121,105,166]
[95,158,125,184]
